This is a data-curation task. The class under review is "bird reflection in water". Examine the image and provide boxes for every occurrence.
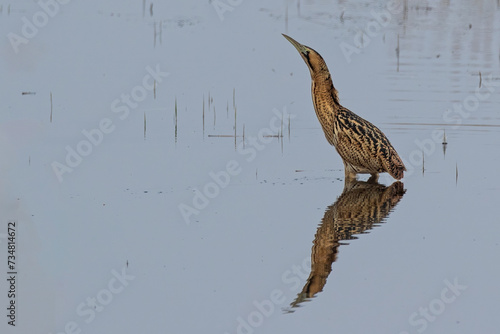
[287,179,406,312]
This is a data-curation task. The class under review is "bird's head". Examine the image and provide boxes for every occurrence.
[282,34,329,77]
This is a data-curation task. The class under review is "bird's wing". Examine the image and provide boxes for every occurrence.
[336,109,406,178]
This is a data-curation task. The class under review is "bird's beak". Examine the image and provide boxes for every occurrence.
[282,34,309,55]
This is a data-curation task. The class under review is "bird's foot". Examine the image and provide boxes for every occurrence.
[368,173,379,183]
[344,170,357,183]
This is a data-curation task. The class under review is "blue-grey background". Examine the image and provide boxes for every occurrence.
[0,0,499,333]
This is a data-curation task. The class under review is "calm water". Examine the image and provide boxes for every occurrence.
[0,1,499,333]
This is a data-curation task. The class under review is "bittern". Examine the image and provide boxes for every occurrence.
[289,180,406,311]
[283,34,406,180]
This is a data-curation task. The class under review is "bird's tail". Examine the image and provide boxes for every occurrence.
[388,152,406,180]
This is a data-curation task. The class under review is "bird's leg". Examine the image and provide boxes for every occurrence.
[345,172,357,182]
[368,173,379,183]
[344,162,357,182]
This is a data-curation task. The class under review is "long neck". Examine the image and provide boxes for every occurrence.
[311,70,340,145]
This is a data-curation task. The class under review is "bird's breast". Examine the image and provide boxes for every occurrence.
[311,80,337,145]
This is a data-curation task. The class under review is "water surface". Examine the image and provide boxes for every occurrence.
[0,1,499,333]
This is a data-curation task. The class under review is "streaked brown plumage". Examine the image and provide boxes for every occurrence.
[283,34,406,180]
[288,180,406,311]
